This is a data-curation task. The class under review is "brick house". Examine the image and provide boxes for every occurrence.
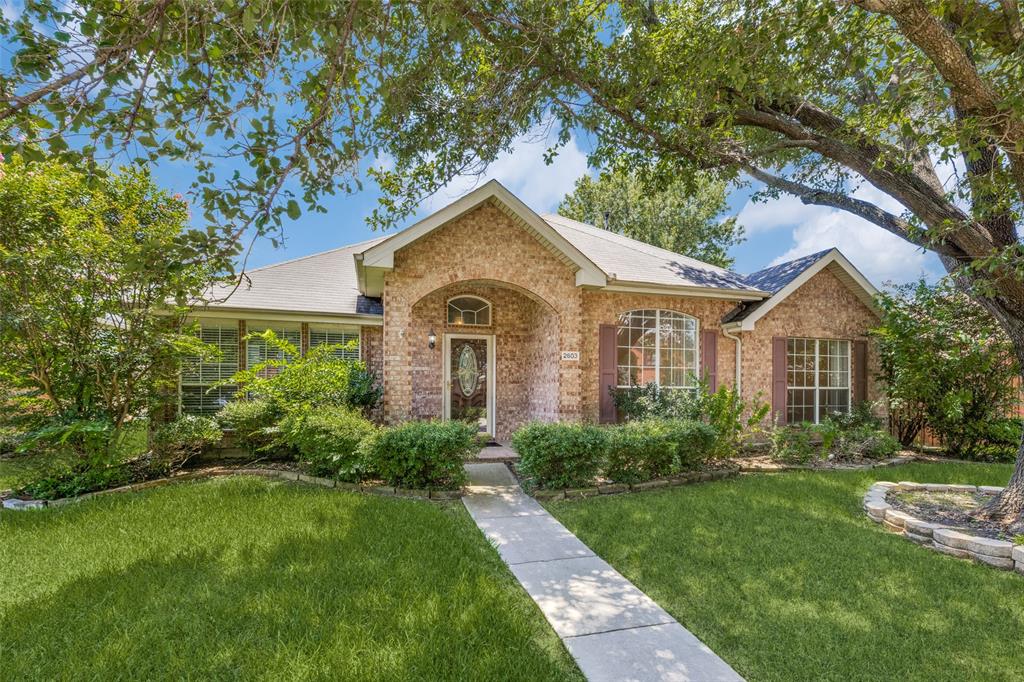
[186,180,881,440]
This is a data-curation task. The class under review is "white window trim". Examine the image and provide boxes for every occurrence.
[616,309,700,390]
[446,295,493,327]
[786,338,852,424]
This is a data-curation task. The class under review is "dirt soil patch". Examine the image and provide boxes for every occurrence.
[889,489,1018,541]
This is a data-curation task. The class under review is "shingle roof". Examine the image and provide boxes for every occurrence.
[722,249,836,323]
[541,214,762,293]
[743,249,834,293]
[200,236,387,317]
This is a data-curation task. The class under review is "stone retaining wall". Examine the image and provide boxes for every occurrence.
[531,468,737,501]
[1,467,462,510]
[863,481,1024,575]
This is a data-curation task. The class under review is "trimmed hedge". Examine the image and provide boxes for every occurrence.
[512,422,607,489]
[278,407,376,481]
[359,420,478,489]
[514,419,719,489]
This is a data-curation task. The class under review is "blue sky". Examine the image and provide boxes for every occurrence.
[150,125,941,287]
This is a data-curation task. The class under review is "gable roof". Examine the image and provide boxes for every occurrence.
[542,213,761,296]
[356,180,607,296]
[722,248,879,329]
[355,179,766,300]
[198,236,387,321]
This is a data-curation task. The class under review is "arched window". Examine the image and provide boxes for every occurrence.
[447,295,492,326]
[616,309,699,389]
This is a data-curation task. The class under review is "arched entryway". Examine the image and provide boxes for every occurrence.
[408,280,560,441]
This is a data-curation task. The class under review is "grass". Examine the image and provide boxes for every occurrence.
[547,461,1024,682]
[0,477,581,681]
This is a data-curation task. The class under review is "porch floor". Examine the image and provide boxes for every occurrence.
[475,442,519,461]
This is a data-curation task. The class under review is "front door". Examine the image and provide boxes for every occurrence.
[444,334,495,437]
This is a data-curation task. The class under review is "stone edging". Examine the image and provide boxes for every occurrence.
[530,468,737,501]
[863,481,1024,574]
[0,467,463,510]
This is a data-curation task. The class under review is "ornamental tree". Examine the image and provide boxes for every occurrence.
[0,155,224,452]
[874,281,1020,458]
[559,169,744,268]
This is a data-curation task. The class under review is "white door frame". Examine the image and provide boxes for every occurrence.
[443,333,496,437]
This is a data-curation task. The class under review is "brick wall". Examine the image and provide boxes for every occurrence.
[407,282,559,440]
[381,201,582,432]
[740,265,882,418]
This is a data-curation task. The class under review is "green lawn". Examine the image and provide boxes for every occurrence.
[0,477,581,681]
[547,462,1024,682]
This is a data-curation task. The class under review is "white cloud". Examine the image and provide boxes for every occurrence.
[736,192,828,235]
[740,181,941,285]
[1,1,20,21]
[421,126,590,214]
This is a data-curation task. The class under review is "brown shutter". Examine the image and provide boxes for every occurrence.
[853,339,868,406]
[772,336,788,425]
[702,330,718,392]
[599,324,618,424]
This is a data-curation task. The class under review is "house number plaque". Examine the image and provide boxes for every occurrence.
[560,351,580,361]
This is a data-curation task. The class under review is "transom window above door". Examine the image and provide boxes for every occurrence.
[616,309,699,389]
[447,296,491,326]
[786,338,851,423]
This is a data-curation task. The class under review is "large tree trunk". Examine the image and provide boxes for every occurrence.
[972,296,1024,531]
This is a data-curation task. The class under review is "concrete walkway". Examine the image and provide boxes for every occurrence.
[463,463,743,682]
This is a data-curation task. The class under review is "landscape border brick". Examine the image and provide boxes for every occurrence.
[530,468,739,501]
[863,481,1023,576]
[1,467,462,510]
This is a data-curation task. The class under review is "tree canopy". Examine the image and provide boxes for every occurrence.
[0,155,223,441]
[558,169,743,268]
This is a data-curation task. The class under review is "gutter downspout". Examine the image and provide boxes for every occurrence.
[722,327,742,394]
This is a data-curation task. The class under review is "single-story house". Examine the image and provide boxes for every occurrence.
[184,180,881,440]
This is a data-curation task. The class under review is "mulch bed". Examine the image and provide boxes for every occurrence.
[889,489,1013,541]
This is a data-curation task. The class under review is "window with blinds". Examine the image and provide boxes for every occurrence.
[180,323,239,415]
[246,324,301,373]
[309,326,360,360]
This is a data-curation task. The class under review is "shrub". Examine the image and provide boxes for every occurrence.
[512,422,607,489]
[770,425,819,464]
[610,383,701,421]
[278,407,376,480]
[219,332,382,415]
[150,415,222,472]
[216,399,282,454]
[700,385,769,459]
[0,425,25,454]
[660,418,719,470]
[605,420,673,483]
[17,460,132,500]
[611,381,768,459]
[359,420,477,489]
[842,426,900,459]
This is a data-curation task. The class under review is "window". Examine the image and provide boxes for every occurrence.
[180,322,239,415]
[309,325,360,360]
[447,296,491,326]
[246,322,301,377]
[616,309,699,389]
[787,338,851,423]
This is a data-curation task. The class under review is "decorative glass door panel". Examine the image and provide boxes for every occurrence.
[449,337,489,433]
